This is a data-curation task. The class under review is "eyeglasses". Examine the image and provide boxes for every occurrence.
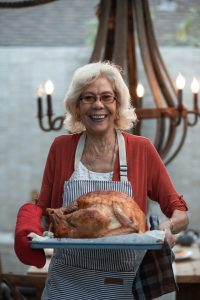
[79,94,116,104]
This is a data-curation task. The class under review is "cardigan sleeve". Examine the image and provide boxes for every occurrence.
[37,140,56,210]
[146,140,188,218]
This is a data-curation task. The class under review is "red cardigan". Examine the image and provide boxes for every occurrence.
[37,131,188,218]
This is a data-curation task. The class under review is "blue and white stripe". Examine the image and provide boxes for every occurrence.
[43,262,136,300]
[63,179,133,205]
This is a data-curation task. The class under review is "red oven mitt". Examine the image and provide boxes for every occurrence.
[14,203,46,268]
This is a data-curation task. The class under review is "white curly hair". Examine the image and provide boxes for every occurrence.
[63,61,137,133]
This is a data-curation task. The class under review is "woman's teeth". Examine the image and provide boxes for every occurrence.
[91,115,106,120]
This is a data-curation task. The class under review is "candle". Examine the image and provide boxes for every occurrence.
[136,83,145,99]
[37,84,44,118]
[45,80,54,95]
[191,78,199,110]
[176,73,185,105]
[45,80,54,116]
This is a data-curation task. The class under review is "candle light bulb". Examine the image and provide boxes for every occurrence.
[191,78,199,94]
[176,73,186,90]
[37,84,44,97]
[45,80,54,95]
[136,83,145,98]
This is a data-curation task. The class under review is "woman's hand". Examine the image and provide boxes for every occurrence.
[159,220,176,248]
[159,210,189,248]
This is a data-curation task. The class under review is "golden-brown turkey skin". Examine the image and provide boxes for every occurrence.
[46,190,146,238]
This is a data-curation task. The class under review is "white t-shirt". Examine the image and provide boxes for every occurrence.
[70,161,113,181]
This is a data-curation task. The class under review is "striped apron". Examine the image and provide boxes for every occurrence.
[42,130,145,300]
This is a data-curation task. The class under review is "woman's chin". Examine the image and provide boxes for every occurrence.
[87,123,114,135]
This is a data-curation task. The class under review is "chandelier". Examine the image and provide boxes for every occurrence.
[1,0,199,164]
[36,0,199,165]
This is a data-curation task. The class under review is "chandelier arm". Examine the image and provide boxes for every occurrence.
[135,108,179,158]
[142,0,177,97]
[38,118,52,132]
[153,118,166,153]
[51,116,64,131]
[89,0,111,62]
[159,119,177,160]
[0,0,59,8]
[126,0,138,106]
[112,0,127,68]
[134,0,163,107]
[134,93,143,136]
[102,1,116,61]
[142,0,175,107]
[164,117,188,165]
[186,111,199,127]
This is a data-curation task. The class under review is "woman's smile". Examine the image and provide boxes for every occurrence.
[89,114,108,121]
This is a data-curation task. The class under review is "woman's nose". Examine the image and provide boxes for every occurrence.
[91,98,104,108]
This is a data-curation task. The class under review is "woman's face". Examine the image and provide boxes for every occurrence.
[78,77,117,135]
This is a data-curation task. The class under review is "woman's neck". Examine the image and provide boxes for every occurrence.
[81,129,118,172]
[86,130,116,149]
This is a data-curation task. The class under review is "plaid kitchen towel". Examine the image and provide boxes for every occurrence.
[132,242,177,300]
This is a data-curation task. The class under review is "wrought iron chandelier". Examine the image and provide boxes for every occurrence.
[1,0,199,164]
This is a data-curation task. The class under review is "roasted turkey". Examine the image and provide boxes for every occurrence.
[46,190,146,238]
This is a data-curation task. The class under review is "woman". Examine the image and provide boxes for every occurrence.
[15,61,188,300]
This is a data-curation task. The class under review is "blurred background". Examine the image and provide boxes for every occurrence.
[0,0,199,279]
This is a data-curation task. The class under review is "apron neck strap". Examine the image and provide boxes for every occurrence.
[74,130,128,181]
[116,130,128,181]
[74,132,86,170]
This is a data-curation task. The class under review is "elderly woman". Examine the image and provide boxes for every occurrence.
[15,61,188,300]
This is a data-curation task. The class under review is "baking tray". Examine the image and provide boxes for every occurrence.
[30,231,164,250]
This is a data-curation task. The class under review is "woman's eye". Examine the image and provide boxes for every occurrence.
[102,95,113,102]
[85,96,94,101]
[103,95,111,100]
